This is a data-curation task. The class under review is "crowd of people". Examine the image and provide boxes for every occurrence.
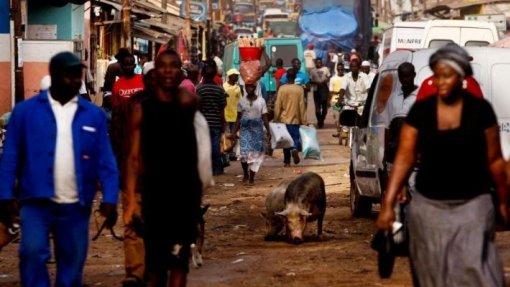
[1,40,510,287]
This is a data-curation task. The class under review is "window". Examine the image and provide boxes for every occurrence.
[465,41,490,47]
[491,64,510,117]
[270,45,298,67]
[428,39,453,48]
[370,70,399,126]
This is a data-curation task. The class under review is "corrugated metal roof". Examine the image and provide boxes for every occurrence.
[429,0,510,10]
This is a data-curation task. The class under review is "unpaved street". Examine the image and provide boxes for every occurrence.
[2,106,510,286]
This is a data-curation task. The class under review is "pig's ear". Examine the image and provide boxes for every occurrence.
[276,210,289,217]
[261,212,267,218]
[299,210,312,217]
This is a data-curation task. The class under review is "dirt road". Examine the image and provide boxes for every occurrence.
[2,104,510,286]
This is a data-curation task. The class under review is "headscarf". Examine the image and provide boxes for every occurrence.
[429,43,473,78]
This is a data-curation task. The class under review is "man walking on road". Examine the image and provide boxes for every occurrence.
[274,68,307,167]
[124,49,202,287]
[0,52,119,287]
[310,59,331,128]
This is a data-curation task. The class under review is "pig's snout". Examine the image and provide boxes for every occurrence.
[292,236,303,244]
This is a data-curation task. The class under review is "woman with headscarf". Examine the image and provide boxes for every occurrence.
[376,44,508,286]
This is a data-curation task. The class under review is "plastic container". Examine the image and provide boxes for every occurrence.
[239,47,261,61]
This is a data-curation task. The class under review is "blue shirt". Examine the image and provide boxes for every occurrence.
[0,91,119,206]
[280,70,310,86]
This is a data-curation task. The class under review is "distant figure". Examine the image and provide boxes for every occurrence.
[273,58,287,89]
[304,43,317,74]
[310,59,331,128]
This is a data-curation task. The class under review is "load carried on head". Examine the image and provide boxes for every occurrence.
[239,38,265,84]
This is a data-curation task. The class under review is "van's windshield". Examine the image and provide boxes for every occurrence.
[269,45,298,67]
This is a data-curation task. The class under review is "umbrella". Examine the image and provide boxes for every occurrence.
[489,36,510,48]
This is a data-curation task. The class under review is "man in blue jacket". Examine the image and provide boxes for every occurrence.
[0,52,119,287]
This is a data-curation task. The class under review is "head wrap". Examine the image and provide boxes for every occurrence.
[429,43,473,77]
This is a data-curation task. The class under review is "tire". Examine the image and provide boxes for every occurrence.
[350,165,372,217]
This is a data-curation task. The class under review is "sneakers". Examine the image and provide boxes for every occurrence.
[291,149,300,165]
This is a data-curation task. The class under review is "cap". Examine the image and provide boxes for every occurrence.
[307,43,315,49]
[361,60,370,67]
[143,61,155,75]
[49,52,85,74]
[227,68,240,76]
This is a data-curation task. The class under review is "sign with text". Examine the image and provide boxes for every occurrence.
[180,0,208,23]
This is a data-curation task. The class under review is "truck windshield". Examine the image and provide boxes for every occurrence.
[270,45,298,67]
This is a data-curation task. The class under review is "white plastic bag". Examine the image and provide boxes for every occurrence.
[299,125,321,160]
[269,122,294,149]
[194,112,215,189]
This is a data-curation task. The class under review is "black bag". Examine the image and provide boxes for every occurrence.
[371,230,396,279]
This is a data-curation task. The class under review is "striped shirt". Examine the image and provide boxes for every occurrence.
[197,83,227,129]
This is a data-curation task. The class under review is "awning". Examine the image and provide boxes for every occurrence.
[93,0,122,10]
[132,24,172,44]
[426,0,510,14]
[139,16,185,35]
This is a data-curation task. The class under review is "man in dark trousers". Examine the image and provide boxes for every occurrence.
[124,50,202,287]
[0,52,119,287]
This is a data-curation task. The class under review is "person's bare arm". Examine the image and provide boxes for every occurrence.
[260,48,271,76]
[263,113,271,139]
[376,123,418,230]
[273,89,282,122]
[123,102,143,225]
[486,125,509,225]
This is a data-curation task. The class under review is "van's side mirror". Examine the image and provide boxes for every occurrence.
[339,110,360,127]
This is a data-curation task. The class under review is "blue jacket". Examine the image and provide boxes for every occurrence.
[0,91,119,207]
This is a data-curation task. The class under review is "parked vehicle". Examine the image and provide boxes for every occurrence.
[222,37,305,96]
[262,8,289,31]
[341,47,510,217]
[378,20,500,66]
[233,2,257,27]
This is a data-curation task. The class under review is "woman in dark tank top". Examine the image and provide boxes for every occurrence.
[376,44,508,287]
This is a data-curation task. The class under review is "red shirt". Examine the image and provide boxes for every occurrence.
[416,75,483,101]
[112,75,145,106]
[274,68,287,80]
[214,74,223,85]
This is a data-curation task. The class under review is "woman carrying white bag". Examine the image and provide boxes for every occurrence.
[273,68,307,167]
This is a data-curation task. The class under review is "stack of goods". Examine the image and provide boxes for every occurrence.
[239,38,265,84]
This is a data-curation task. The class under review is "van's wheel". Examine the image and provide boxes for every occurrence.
[350,166,372,217]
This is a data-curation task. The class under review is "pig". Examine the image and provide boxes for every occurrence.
[191,204,209,268]
[277,172,326,244]
[261,179,292,241]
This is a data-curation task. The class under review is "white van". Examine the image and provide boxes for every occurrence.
[342,47,510,217]
[378,20,499,66]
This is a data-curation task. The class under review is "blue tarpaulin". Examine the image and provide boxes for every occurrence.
[299,0,362,60]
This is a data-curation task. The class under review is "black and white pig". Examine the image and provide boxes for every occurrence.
[261,179,292,241]
[277,172,326,244]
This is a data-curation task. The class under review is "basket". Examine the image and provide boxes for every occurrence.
[239,47,261,61]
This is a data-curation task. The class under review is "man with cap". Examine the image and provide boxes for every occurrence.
[0,51,119,286]
[361,60,376,87]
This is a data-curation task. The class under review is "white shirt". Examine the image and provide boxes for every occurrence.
[341,72,370,106]
[304,50,316,69]
[48,93,79,204]
[383,88,417,128]
[214,56,224,75]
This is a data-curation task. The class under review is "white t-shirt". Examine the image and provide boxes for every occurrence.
[341,72,370,106]
[48,93,79,204]
[304,50,316,69]
[383,89,418,129]
[237,96,268,119]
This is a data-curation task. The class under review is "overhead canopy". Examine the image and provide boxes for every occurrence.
[426,0,509,14]
[132,24,172,44]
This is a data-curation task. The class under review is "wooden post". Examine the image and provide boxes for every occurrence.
[162,0,167,24]
[121,0,131,49]
[185,0,191,42]
[11,0,24,103]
